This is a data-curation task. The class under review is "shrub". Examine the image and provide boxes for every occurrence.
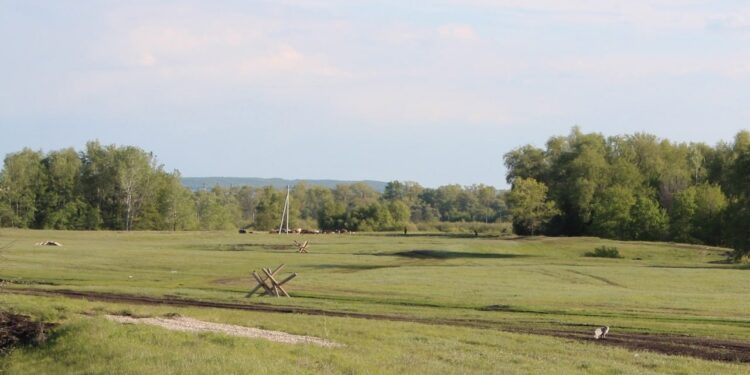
[585,246,622,258]
[414,221,512,235]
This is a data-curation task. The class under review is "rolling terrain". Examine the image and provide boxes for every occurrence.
[1,230,749,374]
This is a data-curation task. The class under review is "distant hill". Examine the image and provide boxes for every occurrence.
[182,177,389,192]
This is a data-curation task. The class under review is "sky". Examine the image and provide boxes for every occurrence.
[1,1,749,188]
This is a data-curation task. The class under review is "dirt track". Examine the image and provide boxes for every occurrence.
[6,287,750,363]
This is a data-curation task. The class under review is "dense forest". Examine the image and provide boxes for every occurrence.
[2,129,749,259]
[0,141,506,233]
[504,127,750,259]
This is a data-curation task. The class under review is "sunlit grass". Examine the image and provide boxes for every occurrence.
[0,229,748,373]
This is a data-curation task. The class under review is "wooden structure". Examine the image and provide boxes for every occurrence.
[293,240,309,253]
[247,264,297,297]
[278,186,290,234]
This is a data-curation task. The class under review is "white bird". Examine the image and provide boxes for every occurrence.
[594,326,610,339]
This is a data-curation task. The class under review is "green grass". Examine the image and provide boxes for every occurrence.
[0,229,748,374]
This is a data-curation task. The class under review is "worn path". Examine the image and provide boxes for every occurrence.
[7,287,750,363]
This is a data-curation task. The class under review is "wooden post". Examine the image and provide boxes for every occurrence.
[247,265,296,297]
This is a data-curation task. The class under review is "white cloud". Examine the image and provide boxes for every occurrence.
[138,52,156,67]
[8,0,750,132]
[437,24,478,41]
[332,85,513,127]
[707,13,750,31]
[441,0,739,31]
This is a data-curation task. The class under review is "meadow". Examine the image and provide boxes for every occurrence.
[1,229,749,374]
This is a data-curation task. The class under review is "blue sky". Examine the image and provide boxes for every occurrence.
[1,1,749,187]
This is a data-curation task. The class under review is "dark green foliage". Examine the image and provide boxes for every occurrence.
[725,133,750,259]
[0,143,509,232]
[0,149,44,228]
[1,143,198,231]
[504,128,748,258]
[628,193,669,241]
[585,246,622,259]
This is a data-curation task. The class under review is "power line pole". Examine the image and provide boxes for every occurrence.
[278,185,290,234]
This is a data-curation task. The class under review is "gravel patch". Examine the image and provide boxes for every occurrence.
[104,314,341,347]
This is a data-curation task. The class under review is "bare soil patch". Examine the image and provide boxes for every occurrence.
[104,314,340,347]
[0,311,54,352]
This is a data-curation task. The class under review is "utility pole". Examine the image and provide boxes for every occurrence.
[278,185,290,234]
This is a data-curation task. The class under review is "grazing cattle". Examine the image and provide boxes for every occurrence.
[594,326,610,339]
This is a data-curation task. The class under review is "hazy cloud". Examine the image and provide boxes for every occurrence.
[1,0,749,186]
[707,13,750,31]
[437,24,478,41]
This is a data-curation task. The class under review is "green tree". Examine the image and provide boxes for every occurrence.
[387,200,410,227]
[80,141,120,229]
[507,178,559,235]
[349,202,394,231]
[628,193,669,241]
[692,184,727,244]
[503,145,548,184]
[116,146,159,231]
[302,186,336,229]
[253,186,283,230]
[161,171,198,231]
[0,149,44,227]
[433,184,464,221]
[39,148,84,228]
[725,133,750,257]
[471,184,504,223]
[590,185,636,239]
[234,186,258,227]
[195,187,239,230]
[670,187,698,243]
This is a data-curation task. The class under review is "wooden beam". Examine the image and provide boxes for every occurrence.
[263,268,290,297]
[271,264,285,275]
[246,275,265,296]
[250,271,273,296]
[247,265,296,298]
[277,272,297,286]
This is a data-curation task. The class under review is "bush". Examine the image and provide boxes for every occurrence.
[414,221,512,235]
[585,246,622,258]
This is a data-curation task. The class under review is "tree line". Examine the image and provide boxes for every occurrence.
[0,141,507,232]
[504,127,750,259]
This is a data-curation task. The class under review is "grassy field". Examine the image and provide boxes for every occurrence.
[0,229,749,374]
